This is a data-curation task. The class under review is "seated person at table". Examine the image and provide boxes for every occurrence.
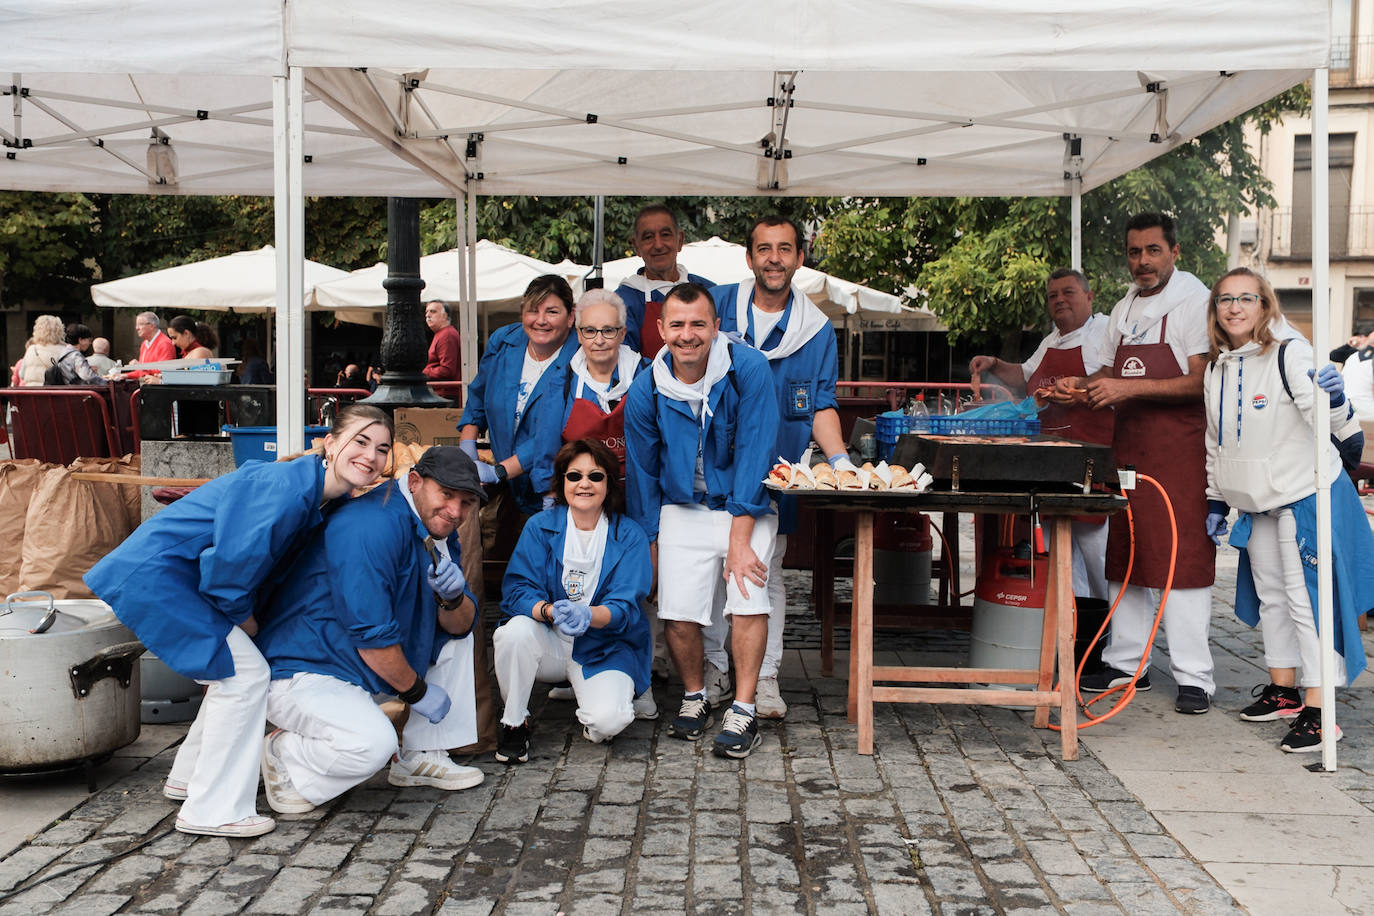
[493,438,652,763]
[168,315,218,360]
[254,446,487,812]
[20,314,106,386]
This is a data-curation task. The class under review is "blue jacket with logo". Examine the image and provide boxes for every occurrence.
[500,508,652,693]
[623,341,777,541]
[460,323,579,514]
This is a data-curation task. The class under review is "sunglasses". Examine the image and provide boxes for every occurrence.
[564,470,607,483]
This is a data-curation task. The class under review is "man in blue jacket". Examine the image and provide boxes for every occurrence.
[616,204,713,359]
[713,215,850,720]
[624,282,779,759]
[255,447,487,812]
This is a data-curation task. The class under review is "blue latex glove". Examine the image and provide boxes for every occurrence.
[476,461,500,485]
[552,599,592,637]
[1205,500,1229,545]
[1308,365,1346,407]
[829,454,858,473]
[410,682,451,724]
[458,440,478,461]
[426,555,466,601]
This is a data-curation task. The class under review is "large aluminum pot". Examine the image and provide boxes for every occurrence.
[0,591,143,770]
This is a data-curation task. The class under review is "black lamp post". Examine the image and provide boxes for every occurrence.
[362,196,451,407]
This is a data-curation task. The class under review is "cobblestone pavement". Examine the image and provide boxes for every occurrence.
[4,502,1373,915]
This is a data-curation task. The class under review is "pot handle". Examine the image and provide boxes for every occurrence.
[70,639,146,700]
[4,590,58,634]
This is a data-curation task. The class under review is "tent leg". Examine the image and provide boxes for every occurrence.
[272,68,306,456]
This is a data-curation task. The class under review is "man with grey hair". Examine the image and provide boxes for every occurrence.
[969,268,1114,601]
[615,204,713,359]
[125,310,176,378]
[88,337,118,375]
[422,300,461,381]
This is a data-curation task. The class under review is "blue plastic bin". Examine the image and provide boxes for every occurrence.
[222,425,331,466]
[875,414,1041,460]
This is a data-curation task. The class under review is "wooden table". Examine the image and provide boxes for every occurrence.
[788,488,1127,761]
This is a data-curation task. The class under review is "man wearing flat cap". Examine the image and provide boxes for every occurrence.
[254,446,488,813]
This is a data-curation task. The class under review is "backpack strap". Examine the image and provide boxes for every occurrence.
[1276,339,1294,402]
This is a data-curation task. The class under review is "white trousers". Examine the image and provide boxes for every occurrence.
[265,638,476,805]
[1071,519,1110,601]
[1244,509,1346,688]
[760,534,788,679]
[657,503,776,625]
[167,626,270,826]
[492,615,634,743]
[1101,584,1215,693]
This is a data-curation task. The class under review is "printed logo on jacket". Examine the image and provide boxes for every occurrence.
[1252,394,1267,410]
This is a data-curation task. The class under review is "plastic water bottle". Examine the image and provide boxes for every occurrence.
[905,397,930,433]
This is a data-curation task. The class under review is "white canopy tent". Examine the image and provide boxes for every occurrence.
[312,239,585,328]
[600,236,936,326]
[90,245,349,312]
[3,0,1343,765]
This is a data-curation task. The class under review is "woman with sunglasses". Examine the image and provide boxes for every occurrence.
[562,288,648,475]
[1203,268,1374,752]
[491,438,652,764]
[85,404,394,835]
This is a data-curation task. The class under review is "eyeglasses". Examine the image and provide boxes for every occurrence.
[1215,293,1262,308]
[564,470,607,483]
[578,326,623,339]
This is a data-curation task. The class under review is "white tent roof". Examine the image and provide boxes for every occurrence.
[601,237,937,326]
[313,239,584,313]
[1,1,1327,198]
[89,245,349,312]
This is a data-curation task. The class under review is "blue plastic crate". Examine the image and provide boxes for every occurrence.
[928,415,1040,436]
[222,424,331,466]
[874,413,928,444]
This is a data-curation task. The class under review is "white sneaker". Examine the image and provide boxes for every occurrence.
[755,676,787,719]
[632,689,659,720]
[704,663,733,706]
[547,685,575,701]
[261,730,316,815]
[388,749,485,791]
[175,814,275,838]
[163,778,188,801]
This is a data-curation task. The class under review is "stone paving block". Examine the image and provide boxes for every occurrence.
[844,796,898,819]
[247,866,331,914]
[694,833,742,865]
[588,804,641,839]
[306,895,373,915]
[310,812,378,845]
[1123,833,1186,858]
[541,791,591,820]
[628,883,688,914]
[328,860,391,896]
[922,864,985,899]
[912,839,964,868]
[0,845,67,891]
[552,765,602,793]
[85,853,163,893]
[172,890,252,916]
[1096,800,1164,835]
[595,779,644,806]
[176,838,235,868]
[418,812,478,854]
[49,892,129,916]
[564,892,624,915]
[694,773,742,810]
[479,797,540,832]
[745,786,792,824]
[29,820,102,847]
[871,882,935,915]
[338,788,394,812]
[858,843,921,884]
[636,855,689,884]
[245,822,316,855]
[647,793,691,819]
[1174,883,1244,913]
[434,898,496,916]
[960,832,1017,861]
[1140,856,1215,890]
[289,843,353,870]
[571,867,625,894]
[374,880,439,915]
[355,831,415,862]
[690,862,744,899]
[1042,872,1113,902]
[1066,829,1129,858]
[213,853,282,894]
[1082,855,1153,885]
[140,831,197,859]
[1024,840,1090,876]
[376,800,438,832]
[1003,805,1061,838]
[579,836,631,865]
[797,798,845,827]
[979,860,1039,888]
[1105,881,1185,915]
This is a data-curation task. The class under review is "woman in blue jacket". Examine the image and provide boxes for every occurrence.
[493,438,652,764]
[459,275,580,525]
[85,404,393,837]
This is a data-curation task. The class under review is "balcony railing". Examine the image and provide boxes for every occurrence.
[1264,206,1374,258]
[1330,36,1374,88]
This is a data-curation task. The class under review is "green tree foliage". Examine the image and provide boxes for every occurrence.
[0,191,98,306]
[815,87,1311,351]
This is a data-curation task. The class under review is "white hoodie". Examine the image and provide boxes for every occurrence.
[1205,332,1361,513]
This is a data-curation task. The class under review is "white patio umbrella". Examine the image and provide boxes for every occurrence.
[600,236,940,327]
[91,245,350,313]
[312,239,586,326]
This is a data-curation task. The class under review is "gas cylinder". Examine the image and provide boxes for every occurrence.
[969,552,1049,678]
[873,512,933,605]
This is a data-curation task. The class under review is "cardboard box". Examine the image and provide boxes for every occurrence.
[1362,420,1374,467]
[394,407,466,447]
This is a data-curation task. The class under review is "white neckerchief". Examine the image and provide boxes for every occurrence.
[621,263,691,299]
[561,508,609,607]
[569,344,640,411]
[733,278,830,361]
[651,333,732,428]
[1114,269,1210,344]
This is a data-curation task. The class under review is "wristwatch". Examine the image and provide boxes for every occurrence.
[494,462,509,482]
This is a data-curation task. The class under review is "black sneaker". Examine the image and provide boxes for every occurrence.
[1079,666,1151,693]
[712,705,762,759]
[495,720,530,764]
[668,695,712,741]
[1280,707,1342,753]
[1175,686,1210,715]
[1239,683,1304,722]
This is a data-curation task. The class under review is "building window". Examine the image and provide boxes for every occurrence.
[1291,133,1357,256]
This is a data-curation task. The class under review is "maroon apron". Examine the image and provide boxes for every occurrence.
[1103,314,1215,588]
[562,394,628,476]
[1028,344,1116,523]
[640,299,665,359]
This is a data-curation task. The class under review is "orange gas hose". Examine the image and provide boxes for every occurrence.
[1049,472,1176,731]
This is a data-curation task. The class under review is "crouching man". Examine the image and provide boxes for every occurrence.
[255,446,488,813]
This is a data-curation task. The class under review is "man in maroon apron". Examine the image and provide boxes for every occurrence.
[970,268,1115,600]
[1055,213,1216,714]
[615,205,714,359]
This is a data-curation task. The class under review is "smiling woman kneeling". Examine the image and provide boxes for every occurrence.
[492,438,653,764]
